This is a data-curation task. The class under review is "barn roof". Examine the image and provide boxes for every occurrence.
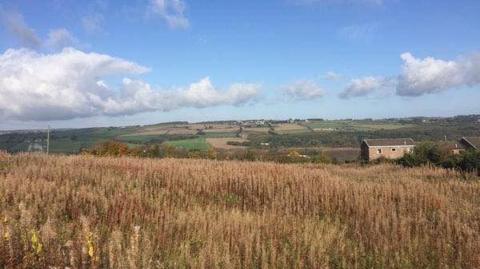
[462,137,480,149]
[363,138,415,147]
[437,141,466,151]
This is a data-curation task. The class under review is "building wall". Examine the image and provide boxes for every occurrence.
[451,149,464,155]
[367,146,414,161]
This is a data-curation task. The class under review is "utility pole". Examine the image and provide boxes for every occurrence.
[47,125,50,155]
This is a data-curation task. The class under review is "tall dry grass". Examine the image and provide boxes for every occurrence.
[0,153,479,268]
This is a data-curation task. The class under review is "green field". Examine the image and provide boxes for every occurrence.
[165,137,211,151]
[1,115,479,154]
[117,134,162,143]
[203,131,238,138]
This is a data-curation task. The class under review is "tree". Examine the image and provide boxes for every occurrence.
[207,148,217,160]
[88,141,131,157]
[456,150,480,178]
[398,142,443,167]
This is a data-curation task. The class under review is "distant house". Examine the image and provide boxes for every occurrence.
[361,138,415,161]
[460,137,480,151]
[438,141,466,155]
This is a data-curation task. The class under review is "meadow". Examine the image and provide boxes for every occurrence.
[0,152,479,268]
[165,137,211,151]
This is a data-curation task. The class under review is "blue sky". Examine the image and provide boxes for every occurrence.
[0,0,479,129]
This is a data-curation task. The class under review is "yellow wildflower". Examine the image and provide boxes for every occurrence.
[30,230,43,254]
[86,232,95,258]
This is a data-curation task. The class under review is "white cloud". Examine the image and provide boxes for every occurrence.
[45,28,79,49]
[339,76,391,99]
[324,71,342,81]
[150,0,189,29]
[0,8,41,48]
[182,78,260,107]
[283,80,325,101]
[339,52,480,99]
[0,48,260,121]
[396,52,480,96]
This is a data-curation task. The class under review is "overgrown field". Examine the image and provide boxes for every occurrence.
[0,153,479,268]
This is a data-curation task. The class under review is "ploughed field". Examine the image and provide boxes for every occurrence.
[0,153,479,268]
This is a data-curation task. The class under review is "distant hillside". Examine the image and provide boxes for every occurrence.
[0,114,479,154]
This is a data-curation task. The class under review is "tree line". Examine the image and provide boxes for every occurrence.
[397,142,480,178]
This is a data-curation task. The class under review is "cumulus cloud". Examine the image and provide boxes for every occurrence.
[182,78,260,107]
[339,76,392,99]
[339,52,480,99]
[283,80,325,101]
[150,0,189,29]
[45,28,79,49]
[0,48,260,121]
[324,71,342,81]
[0,8,41,48]
[396,52,480,96]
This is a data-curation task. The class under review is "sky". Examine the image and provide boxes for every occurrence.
[0,0,479,130]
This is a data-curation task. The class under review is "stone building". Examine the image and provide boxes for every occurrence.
[361,138,415,161]
[438,141,466,155]
[460,137,480,151]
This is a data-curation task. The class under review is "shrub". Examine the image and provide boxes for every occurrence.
[398,142,443,167]
[311,152,333,164]
[456,150,480,178]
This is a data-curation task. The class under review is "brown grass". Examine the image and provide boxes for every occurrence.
[206,138,248,149]
[274,124,308,134]
[242,127,271,134]
[0,154,479,268]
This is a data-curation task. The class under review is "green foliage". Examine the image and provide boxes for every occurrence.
[165,137,210,151]
[456,150,480,173]
[226,141,251,146]
[249,119,480,149]
[86,141,130,157]
[398,142,442,167]
[452,150,480,178]
[398,142,480,178]
[312,152,334,163]
[118,134,198,144]
[2,115,480,154]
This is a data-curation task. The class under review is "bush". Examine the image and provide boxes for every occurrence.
[311,152,333,164]
[456,150,480,178]
[398,142,443,167]
[87,141,131,157]
[226,141,251,147]
[398,142,480,178]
